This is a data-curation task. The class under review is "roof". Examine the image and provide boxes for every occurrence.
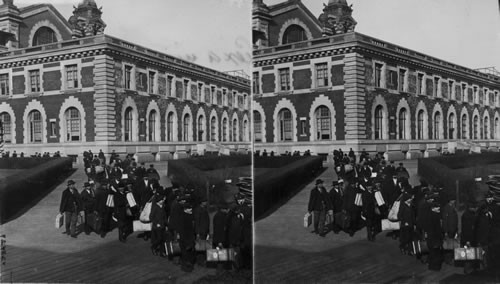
[19,3,71,29]
[268,0,322,28]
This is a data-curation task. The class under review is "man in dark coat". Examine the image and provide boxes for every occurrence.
[135,162,147,181]
[308,179,332,237]
[461,202,480,274]
[114,182,133,242]
[426,202,444,271]
[362,184,378,241]
[95,182,110,237]
[178,202,196,272]
[213,206,229,248]
[80,181,97,235]
[149,192,168,256]
[193,200,210,265]
[329,180,344,233]
[343,180,361,236]
[98,149,106,164]
[398,193,415,254]
[59,180,82,238]
[146,164,160,180]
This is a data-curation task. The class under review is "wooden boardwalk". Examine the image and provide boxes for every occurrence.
[0,163,216,284]
[254,160,483,283]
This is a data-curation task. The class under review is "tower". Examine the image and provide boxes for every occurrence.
[318,0,357,36]
[252,0,271,48]
[68,0,106,38]
[0,0,21,50]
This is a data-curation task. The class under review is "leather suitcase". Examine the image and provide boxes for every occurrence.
[195,238,213,252]
[381,219,400,231]
[412,240,429,255]
[164,241,181,256]
[304,212,313,228]
[454,247,484,261]
[133,220,152,232]
[206,248,236,262]
[55,213,64,229]
[334,212,350,229]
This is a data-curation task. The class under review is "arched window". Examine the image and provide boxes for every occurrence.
[282,24,307,44]
[278,108,292,141]
[433,112,441,140]
[167,112,174,142]
[65,107,81,142]
[417,110,424,140]
[448,113,455,139]
[28,110,42,143]
[398,108,407,140]
[222,118,228,142]
[183,113,190,142]
[233,118,238,142]
[484,117,489,139]
[32,27,57,46]
[197,115,204,142]
[473,115,479,139]
[315,106,331,140]
[210,116,217,142]
[254,111,262,142]
[0,112,11,143]
[374,105,383,140]
[124,107,133,142]
[243,119,248,142]
[496,117,499,139]
[148,110,156,142]
[461,114,467,139]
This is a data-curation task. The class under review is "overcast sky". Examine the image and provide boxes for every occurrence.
[16,0,251,74]
[265,0,500,72]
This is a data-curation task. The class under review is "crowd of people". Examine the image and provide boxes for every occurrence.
[307,148,500,275]
[59,150,252,273]
[1,150,62,158]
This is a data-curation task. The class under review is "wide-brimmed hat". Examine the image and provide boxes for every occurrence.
[67,180,75,185]
[316,179,324,185]
[83,182,90,187]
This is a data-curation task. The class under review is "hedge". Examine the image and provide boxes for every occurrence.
[0,157,62,169]
[0,157,73,224]
[254,156,324,220]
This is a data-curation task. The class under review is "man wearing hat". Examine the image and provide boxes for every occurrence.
[329,180,344,234]
[59,180,82,238]
[178,200,196,272]
[308,179,332,237]
[426,202,444,271]
[80,181,97,235]
[149,191,168,256]
[113,181,132,242]
[461,201,480,274]
[397,192,415,254]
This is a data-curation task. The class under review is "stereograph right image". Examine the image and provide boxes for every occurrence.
[252,0,500,282]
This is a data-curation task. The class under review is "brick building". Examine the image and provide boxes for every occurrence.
[0,0,251,162]
[252,0,500,159]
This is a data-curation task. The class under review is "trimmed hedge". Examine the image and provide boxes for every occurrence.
[0,158,73,224]
[0,157,62,169]
[179,155,251,171]
[254,156,324,219]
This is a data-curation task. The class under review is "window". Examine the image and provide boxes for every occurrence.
[374,106,383,140]
[28,110,42,143]
[300,120,307,136]
[282,24,306,44]
[211,86,216,105]
[316,63,328,87]
[148,71,155,94]
[473,115,479,139]
[0,112,11,143]
[254,111,262,142]
[137,72,146,90]
[183,114,190,141]
[210,116,217,141]
[167,112,174,141]
[448,80,454,100]
[223,89,227,106]
[315,106,331,140]
[183,80,189,100]
[433,112,441,139]
[197,115,204,141]
[65,107,80,141]
[50,121,56,137]
[496,118,499,139]
[124,65,133,89]
[243,120,248,142]
[222,118,228,142]
[278,108,292,141]
[166,75,173,97]
[417,110,424,140]
[433,77,440,97]
[0,74,9,96]
[398,69,406,92]
[484,117,489,139]
[448,113,455,139]
[374,63,383,88]
[32,27,57,46]
[279,68,290,91]
[124,107,133,141]
[461,84,467,102]
[198,83,203,102]
[29,70,41,93]
[253,72,260,94]
[417,73,424,95]
[233,119,238,142]
[473,86,478,104]
[388,70,398,90]
[66,65,78,89]
[398,108,407,140]
[461,115,467,139]
[148,110,156,142]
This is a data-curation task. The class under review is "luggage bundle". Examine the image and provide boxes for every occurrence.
[304,212,313,228]
[486,175,500,201]
[381,219,400,231]
[237,177,252,205]
[55,213,64,229]
[206,247,238,262]
[454,247,484,261]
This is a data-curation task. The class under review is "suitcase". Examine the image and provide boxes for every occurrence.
[412,240,429,255]
[443,238,460,250]
[206,248,236,262]
[381,219,400,231]
[354,193,363,206]
[388,200,401,221]
[304,212,312,228]
[454,247,484,261]
[126,192,137,207]
[195,238,213,252]
[106,194,114,207]
[374,191,385,206]
[55,213,64,229]
[164,241,181,256]
[334,212,350,229]
[133,220,152,232]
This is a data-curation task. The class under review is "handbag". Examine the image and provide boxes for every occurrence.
[381,219,400,231]
[140,198,154,222]
[133,220,152,232]
[388,194,403,221]
[55,213,64,229]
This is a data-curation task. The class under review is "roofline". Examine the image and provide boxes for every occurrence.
[19,3,72,34]
[267,0,322,30]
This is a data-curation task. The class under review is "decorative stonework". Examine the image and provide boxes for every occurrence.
[308,94,336,141]
[0,102,16,144]
[278,18,313,45]
[396,98,411,140]
[28,20,63,47]
[415,101,429,140]
[165,102,178,142]
[58,96,86,143]
[272,98,298,142]
[68,0,106,38]
[145,100,161,142]
[252,101,266,143]
[23,99,47,144]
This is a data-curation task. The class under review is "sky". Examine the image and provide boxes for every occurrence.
[15,0,252,74]
[264,0,500,72]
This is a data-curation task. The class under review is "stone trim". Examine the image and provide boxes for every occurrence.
[27,20,63,47]
[0,102,16,144]
[273,98,298,142]
[58,95,86,143]
[278,18,313,45]
[165,102,179,142]
[23,99,47,144]
[308,94,336,141]
[395,98,411,140]
[252,101,266,143]
[145,100,161,142]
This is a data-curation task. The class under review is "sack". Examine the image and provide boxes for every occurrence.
[454,247,484,261]
[381,219,400,231]
[133,220,152,232]
[106,194,114,208]
[140,201,153,222]
[206,248,236,262]
[354,193,363,207]
[195,238,213,252]
[304,212,312,228]
[412,240,429,255]
[334,212,351,229]
[55,213,64,229]
[126,192,137,207]
[388,200,401,221]
[443,238,460,250]
[164,241,181,256]
[374,191,385,206]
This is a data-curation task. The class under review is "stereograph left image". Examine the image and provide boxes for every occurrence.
[0,0,252,283]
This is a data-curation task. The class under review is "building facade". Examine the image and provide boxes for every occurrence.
[0,0,251,162]
[252,0,500,159]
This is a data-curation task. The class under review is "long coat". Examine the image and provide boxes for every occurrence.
[193,205,210,237]
[150,202,168,230]
[461,209,477,247]
[80,188,97,213]
[308,186,331,212]
[441,203,458,238]
[213,210,228,247]
[60,188,82,213]
[426,211,444,249]
[329,187,343,214]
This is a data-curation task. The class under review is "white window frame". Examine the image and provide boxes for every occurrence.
[373,60,386,88]
[26,66,43,94]
[123,63,136,90]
